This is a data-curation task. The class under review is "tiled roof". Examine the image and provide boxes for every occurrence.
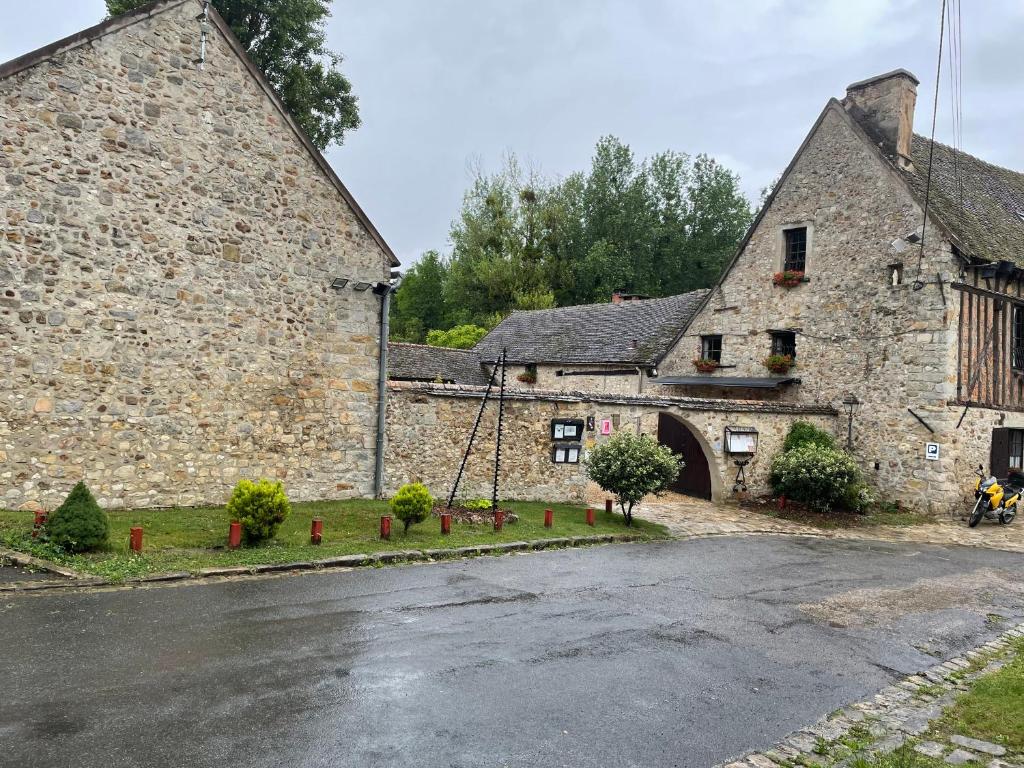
[387,343,488,385]
[903,135,1024,267]
[473,290,709,366]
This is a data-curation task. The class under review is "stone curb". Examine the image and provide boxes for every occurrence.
[0,545,87,580]
[0,533,648,593]
[716,622,1024,768]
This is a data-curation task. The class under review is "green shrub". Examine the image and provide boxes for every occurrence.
[586,431,680,526]
[46,481,109,553]
[391,482,434,532]
[461,498,493,511]
[226,478,291,544]
[782,421,836,453]
[770,443,863,513]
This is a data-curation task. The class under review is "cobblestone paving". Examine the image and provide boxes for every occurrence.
[628,494,1024,554]
[717,623,1024,768]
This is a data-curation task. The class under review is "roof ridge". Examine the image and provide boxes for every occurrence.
[387,342,479,354]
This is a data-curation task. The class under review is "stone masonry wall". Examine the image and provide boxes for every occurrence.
[0,1,389,509]
[660,103,960,513]
[499,363,645,395]
[385,382,836,503]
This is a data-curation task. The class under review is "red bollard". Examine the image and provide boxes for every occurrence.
[129,526,143,553]
[544,508,553,528]
[32,510,46,538]
[228,520,242,550]
[605,499,613,514]
[494,510,504,532]
[777,495,786,510]
[310,517,323,545]
[586,508,595,526]
[441,513,451,535]
[380,515,392,541]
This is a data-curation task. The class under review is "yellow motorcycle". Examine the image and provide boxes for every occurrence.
[970,464,1020,528]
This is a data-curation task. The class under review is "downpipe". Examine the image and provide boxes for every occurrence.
[373,275,400,498]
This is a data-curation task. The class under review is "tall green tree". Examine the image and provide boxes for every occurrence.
[105,0,359,149]
[390,250,448,343]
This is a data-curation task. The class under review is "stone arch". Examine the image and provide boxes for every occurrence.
[656,412,723,502]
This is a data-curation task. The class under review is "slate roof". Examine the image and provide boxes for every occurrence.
[473,290,709,366]
[902,135,1024,267]
[387,343,488,385]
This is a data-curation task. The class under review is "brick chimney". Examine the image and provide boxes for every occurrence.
[842,69,918,169]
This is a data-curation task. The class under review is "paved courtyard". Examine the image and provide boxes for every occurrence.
[630,493,1024,553]
[2,535,1024,767]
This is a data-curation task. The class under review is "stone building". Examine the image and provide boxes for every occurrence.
[1,0,398,510]
[657,69,1024,513]
[387,342,487,386]
[389,70,1023,515]
[473,289,708,394]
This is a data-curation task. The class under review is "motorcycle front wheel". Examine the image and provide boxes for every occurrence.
[969,497,986,528]
[1000,503,1017,525]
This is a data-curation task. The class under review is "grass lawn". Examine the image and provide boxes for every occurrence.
[844,637,1024,768]
[0,500,669,582]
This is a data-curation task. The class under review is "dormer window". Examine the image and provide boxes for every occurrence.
[783,227,807,272]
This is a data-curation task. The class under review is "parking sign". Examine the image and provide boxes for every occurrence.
[925,443,940,461]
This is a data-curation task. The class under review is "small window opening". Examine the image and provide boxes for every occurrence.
[783,227,807,273]
[700,334,722,363]
[770,330,797,359]
[1011,430,1024,471]
[888,263,904,286]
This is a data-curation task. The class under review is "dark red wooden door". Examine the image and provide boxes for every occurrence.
[657,413,712,500]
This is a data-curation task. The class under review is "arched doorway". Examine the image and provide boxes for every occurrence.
[657,413,713,500]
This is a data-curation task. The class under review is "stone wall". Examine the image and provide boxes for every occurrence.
[0,1,390,510]
[385,382,836,503]
[659,102,961,513]
[498,363,646,395]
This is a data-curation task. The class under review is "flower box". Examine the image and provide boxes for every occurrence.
[762,354,795,374]
[772,270,805,288]
[692,358,719,373]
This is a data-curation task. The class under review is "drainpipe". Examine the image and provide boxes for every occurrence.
[373,275,401,498]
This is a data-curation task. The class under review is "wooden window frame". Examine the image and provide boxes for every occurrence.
[783,227,808,273]
[769,330,797,359]
[700,334,723,363]
[1013,305,1024,372]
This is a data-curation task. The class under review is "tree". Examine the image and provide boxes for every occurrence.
[105,0,359,149]
[390,251,449,343]
[46,482,109,553]
[426,324,488,349]
[586,432,680,526]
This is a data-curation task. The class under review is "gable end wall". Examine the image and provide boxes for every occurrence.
[0,2,388,509]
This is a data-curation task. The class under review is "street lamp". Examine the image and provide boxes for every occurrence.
[842,395,861,450]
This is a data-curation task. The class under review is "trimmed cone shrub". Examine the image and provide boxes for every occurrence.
[769,443,862,513]
[586,431,680,526]
[782,421,836,453]
[391,482,433,533]
[226,478,291,544]
[46,481,109,553]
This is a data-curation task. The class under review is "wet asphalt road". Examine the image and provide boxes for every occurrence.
[2,536,1024,768]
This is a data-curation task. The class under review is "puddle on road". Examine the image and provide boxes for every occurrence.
[799,568,1024,627]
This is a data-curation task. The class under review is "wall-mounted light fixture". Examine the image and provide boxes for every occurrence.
[353,281,372,291]
[842,394,861,450]
[330,277,349,290]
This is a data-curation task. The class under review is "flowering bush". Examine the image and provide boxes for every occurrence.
[587,432,680,526]
[782,421,836,452]
[772,270,804,287]
[770,443,863,513]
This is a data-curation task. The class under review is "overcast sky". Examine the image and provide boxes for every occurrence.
[2,1,1022,267]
